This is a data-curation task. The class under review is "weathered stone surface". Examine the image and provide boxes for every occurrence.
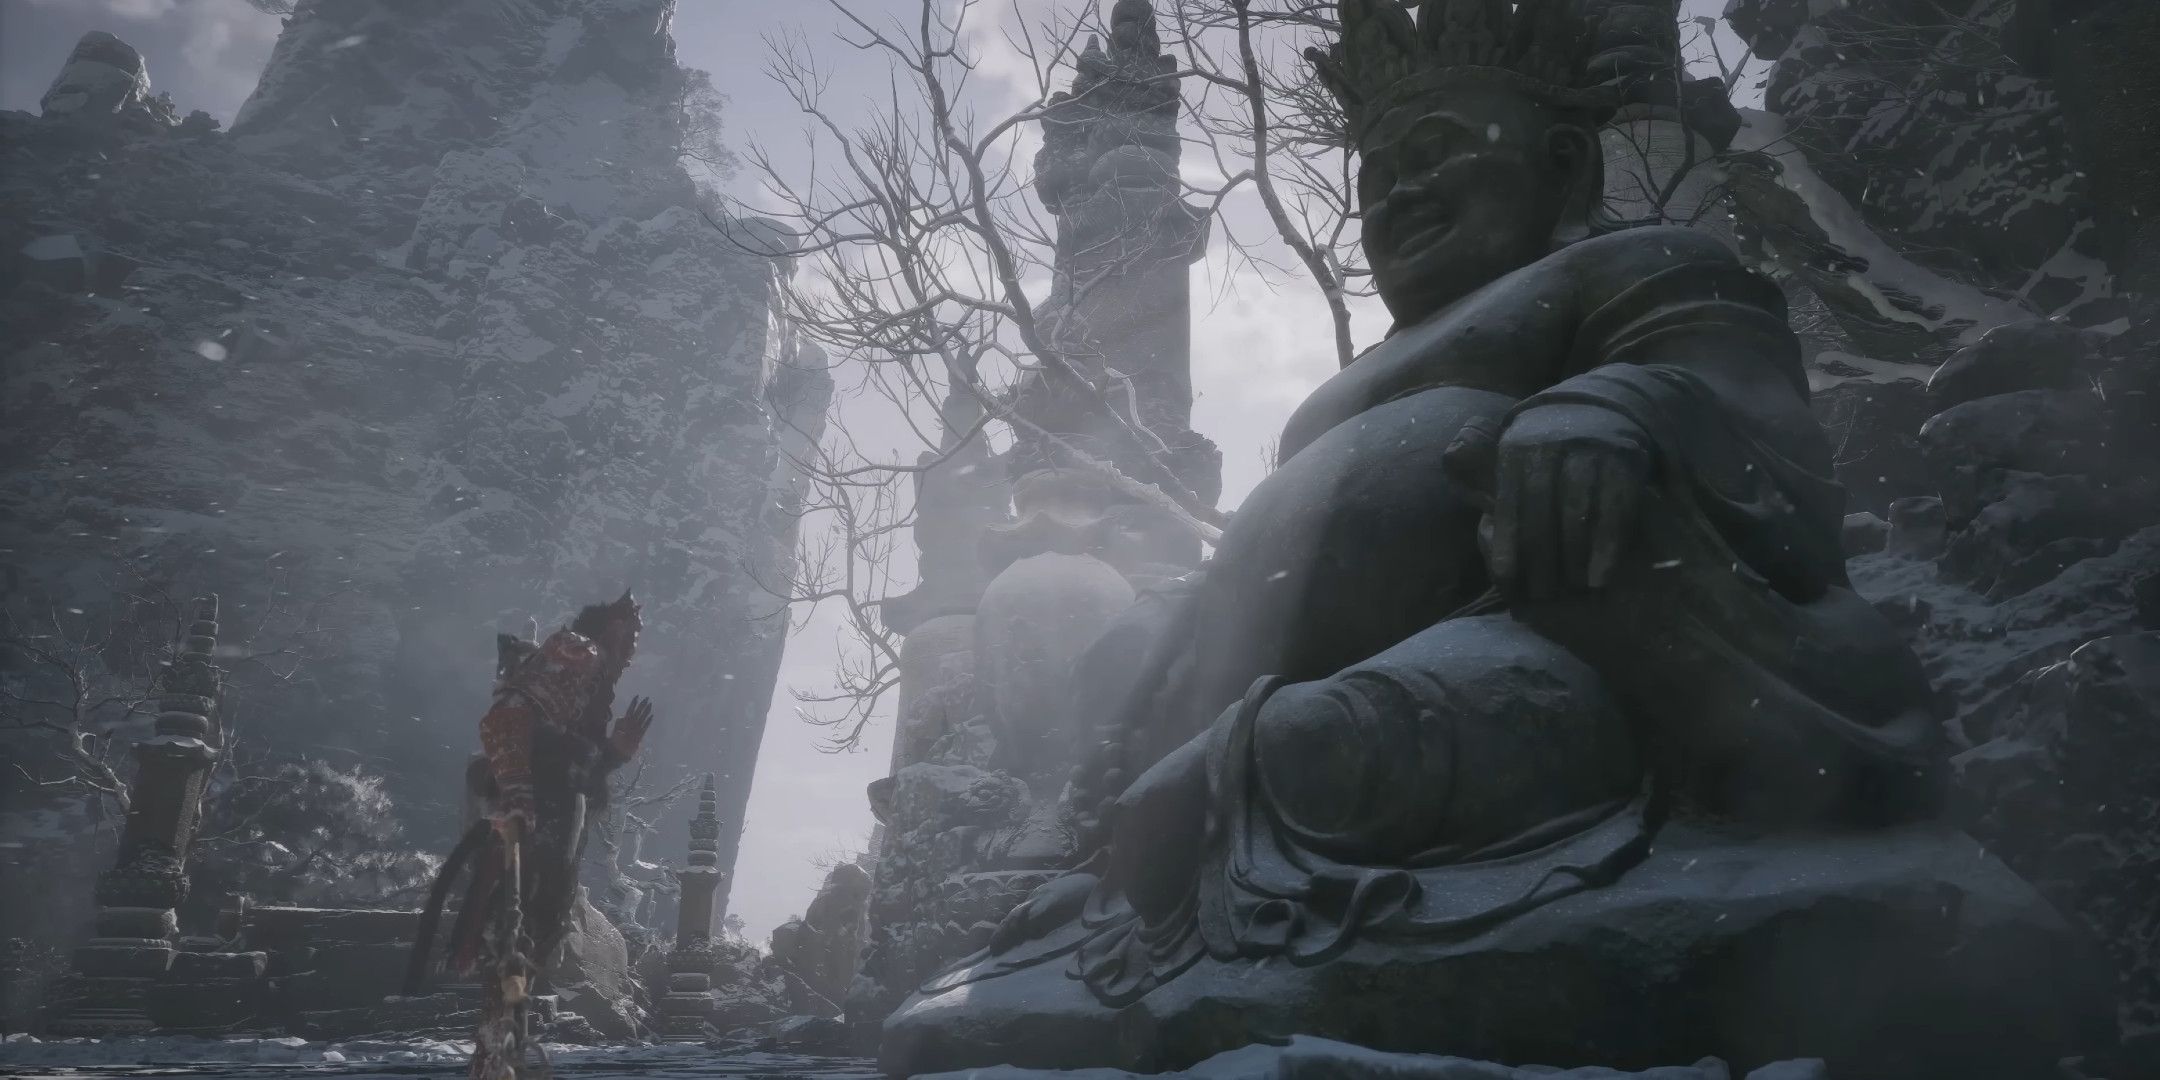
[38,32,172,127]
[974,554,1135,798]
[1952,632,2160,1039]
[166,952,266,981]
[239,908,423,954]
[763,1013,851,1053]
[918,1035,1827,1080]
[1928,320,2113,409]
[1885,496,1946,559]
[281,943,412,1010]
[885,825,2107,1079]
[1918,389,2113,480]
[1840,512,1888,557]
[0,3,823,916]
[769,861,871,1018]
[1725,0,2118,332]
[552,890,640,1039]
[1847,313,2158,1036]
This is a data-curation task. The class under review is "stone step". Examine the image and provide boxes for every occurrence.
[44,1007,157,1037]
[239,907,424,952]
[169,950,268,979]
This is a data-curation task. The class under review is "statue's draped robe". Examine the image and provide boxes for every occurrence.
[926,226,1944,1006]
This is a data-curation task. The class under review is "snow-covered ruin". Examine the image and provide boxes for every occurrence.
[2,1,2155,1078]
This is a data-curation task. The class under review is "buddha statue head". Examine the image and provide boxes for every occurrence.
[1309,0,1617,325]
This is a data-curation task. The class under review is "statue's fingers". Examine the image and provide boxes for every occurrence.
[1587,455,1639,588]
[1559,451,1600,591]
[1442,418,1501,510]
[1486,448,1524,593]
[1520,448,1564,601]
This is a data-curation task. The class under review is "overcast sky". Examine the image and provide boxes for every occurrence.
[0,0,1743,944]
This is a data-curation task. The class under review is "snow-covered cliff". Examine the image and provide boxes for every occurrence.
[0,1,826,918]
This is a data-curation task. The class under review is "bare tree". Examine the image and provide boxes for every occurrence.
[0,595,171,822]
[2,564,346,827]
[732,0,1268,748]
[594,763,703,894]
[1161,0,1369,368]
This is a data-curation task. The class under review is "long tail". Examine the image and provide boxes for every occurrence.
[406,818,493,995]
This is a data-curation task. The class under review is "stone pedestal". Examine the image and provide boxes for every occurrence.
[883,825,2113,1079]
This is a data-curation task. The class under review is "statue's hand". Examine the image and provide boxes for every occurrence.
[1487,402,1651,599]
[609,695,655,759]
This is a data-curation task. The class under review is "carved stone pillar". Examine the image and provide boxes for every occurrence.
[1584,0,1742,240]
[47,596,223,1036]
[850,2,1221,1036]
[661,775,720,1040]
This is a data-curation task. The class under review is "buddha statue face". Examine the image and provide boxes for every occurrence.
[1357,84,1602,325]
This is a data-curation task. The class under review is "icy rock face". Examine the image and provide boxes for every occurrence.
[850,758,1037,1032]
[1724,0,2120,340]
[0,0,824,906]
[551,889,641,1039]
[1848,320,2160,1036]
[768,860,871,1018]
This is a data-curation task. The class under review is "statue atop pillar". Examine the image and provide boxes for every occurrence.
[1013,0,1220,543]
[850,0,1223,1037]
[879,2,2111,1075]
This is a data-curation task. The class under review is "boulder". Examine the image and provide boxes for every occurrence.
[1940,473,2140,589]
[13,235,89,293]
[884,823,2110,1079]
[549,889,638,1039]
[1927,320,2110,409]
[1954,632,2160,1036]
[769,861,871,1017]
[38,32,171,126]
[1883,497,1944,558]
[1918,389,2112,481]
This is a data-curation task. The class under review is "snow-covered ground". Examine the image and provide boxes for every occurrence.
[0,1035,876,1078]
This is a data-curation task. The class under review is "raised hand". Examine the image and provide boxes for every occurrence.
[609,695,655,760]
[1485,401,1651,600]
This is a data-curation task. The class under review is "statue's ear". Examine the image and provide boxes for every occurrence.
[1546,121,1604,249]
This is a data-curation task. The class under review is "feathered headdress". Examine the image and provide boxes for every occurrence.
[1306,0,1617,148]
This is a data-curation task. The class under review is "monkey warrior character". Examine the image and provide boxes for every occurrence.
[406,592,655,1078]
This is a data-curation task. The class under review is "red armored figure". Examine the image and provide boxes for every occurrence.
[407,591,655,1079]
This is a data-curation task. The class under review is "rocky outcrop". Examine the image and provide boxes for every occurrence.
[1725,0,2120,337]
[550,890,641,1039]
[36,31,179,128]
[0,2,823,927]
[1848,319,2160,1041]
[767,860,870,1018]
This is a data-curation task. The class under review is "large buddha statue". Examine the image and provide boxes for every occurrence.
[880,2,2110,1076]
